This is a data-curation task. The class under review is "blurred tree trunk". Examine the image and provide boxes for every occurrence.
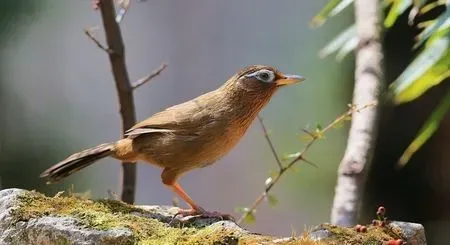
[330,0,384,226]
[363,4,450,243]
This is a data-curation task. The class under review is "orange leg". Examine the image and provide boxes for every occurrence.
[169,182,203,211]
[161,168,234,220]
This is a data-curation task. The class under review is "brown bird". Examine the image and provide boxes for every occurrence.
[40,65,304,218]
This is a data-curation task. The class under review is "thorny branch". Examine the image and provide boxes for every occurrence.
[237,102,377,224]
[257,115,283,170]
[86,0,165,203]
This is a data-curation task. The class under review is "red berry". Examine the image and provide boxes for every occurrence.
[354,224,362,232]
[377,206,386,216]
[360,226,367,232]
[386,239,403,245]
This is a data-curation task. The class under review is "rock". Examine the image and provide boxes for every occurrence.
[0,188,289,244]
[388,221,427,245]
[0,188,428,245]
[308,222,427,245]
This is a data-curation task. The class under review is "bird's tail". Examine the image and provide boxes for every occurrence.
[40,142,115,183]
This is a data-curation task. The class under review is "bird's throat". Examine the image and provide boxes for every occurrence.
[219,83,278,127]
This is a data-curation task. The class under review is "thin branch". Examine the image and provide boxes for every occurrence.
[132,63,168,90]
[237,102,377,224]
[84,28,112,54]
[330,0,384,226]
[257,115,283,170]
[94,0,137,204]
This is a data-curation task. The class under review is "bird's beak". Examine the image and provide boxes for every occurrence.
[276,74,305,86]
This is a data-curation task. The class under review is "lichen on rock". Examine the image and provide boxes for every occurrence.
[0,189,317,244]
[0,188,426,244]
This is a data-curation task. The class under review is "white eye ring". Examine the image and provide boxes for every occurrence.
[245,69,275,83]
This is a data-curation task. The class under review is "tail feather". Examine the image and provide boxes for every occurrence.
[40,142,115,183]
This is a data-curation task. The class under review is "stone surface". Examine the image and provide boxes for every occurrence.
[0,188,428,245]
[388,221,427,245]
[309,222,427,245]
[0,189,285,245]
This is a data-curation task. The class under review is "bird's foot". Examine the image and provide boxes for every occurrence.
[173,207,235,221]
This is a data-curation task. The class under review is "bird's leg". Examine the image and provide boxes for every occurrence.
[169,182,234,220]
[162,168,234,220]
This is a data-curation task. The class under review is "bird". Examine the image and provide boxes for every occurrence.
[40,65,304,219]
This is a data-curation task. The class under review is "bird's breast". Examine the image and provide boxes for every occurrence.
[134,117,254,170]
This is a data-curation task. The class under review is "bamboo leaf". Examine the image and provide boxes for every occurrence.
[384,0,413,28]
[319,24,356,58]
[310,0,354,28]
[408,0,427,25]
[267,194,279,207]
[398,89,450,167]
[390,33,450,104]
[336,35,359,61]
[415,6,450,48]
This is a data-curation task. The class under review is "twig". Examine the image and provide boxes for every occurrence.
[84,28,112,54]
[330,0,384,226]
[94,0,137,204]
[237,102,377,224]
[257,115,283,170]
[132,63,168,90]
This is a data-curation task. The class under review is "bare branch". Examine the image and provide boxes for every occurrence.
[96,0,137,204]
[237,102,376,224]
[297,156,319,169]
[257,115,283,170]
[330,0,385,226]
[132,63,168,90]
[84,28,113,54]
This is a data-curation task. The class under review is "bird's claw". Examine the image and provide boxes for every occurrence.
[173,208,235,222]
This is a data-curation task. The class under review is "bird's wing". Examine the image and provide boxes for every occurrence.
[125,96,214,138]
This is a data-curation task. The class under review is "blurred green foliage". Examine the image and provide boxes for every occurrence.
[312,0,450,167]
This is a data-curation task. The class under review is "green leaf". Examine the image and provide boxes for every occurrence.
[268,170,279,179]
[408,0,427,25]
[319,24,356,58]
[412,0,427,8]
[384,0,413,28]
[244,212,256,224]
[315,123,323,131]
[267,194,279,207]
[390,32,450,104]
[310,0,354,28]
[282,152,300,161]
[234,206,249,213]
[398,89,450,167]
[415,6,450,48]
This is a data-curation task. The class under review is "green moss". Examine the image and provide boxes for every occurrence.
[9,191,319,245]
[11,191,190,244]
[316,223,400,245]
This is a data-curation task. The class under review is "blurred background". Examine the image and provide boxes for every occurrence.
[0,1,449,244]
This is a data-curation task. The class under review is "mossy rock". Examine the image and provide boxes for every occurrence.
[0,189,425,244]
[0,189,319,244]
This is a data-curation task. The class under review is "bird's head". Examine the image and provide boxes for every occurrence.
[222,65,304,93]
[221,65,304,98]
[216,65,304,122]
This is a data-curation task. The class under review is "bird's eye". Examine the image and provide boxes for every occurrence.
[245,69,275,83]
[259,72,270,81]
